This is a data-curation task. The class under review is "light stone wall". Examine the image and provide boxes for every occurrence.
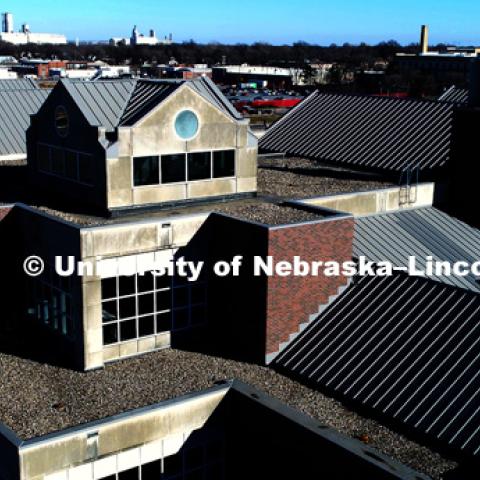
[299,183,435,216]
[80,213,210,370]
[20,388,227,480]
[107,84,257,210]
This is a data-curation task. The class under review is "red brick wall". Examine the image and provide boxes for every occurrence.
[266,217,354,357]
[0,207,12,222]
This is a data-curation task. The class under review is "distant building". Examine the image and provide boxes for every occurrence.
[0,12,67,45]
[130,26,173,46]
[395,25,480,78]
[212,65,299,89]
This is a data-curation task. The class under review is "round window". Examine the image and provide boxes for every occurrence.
[55,106,69,137]
[174,110,199,140]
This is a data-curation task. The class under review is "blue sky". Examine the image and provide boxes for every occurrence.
[4,0,480,45]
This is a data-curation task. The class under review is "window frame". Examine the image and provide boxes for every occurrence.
[37,142,94,187]
[131,149,237,189]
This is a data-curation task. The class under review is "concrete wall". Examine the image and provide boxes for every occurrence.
[299,183,435,216]
[80,213,210,370]
[107,84,257,210]
[18,387,227,480]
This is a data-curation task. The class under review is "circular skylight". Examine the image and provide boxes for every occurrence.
[175,110,199,140]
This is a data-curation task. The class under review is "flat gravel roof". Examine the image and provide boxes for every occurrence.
[0,348,455,478]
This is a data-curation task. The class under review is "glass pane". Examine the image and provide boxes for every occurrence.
[139,315,155,337]
[185,446,204,469]
[102,277,117,299]
[156,311,172,333]
[141,459,161,479]
[155,273,171,290]
[191,284,206,304]
[118,467,139,480]
[78,154,93,184]
[187,152,211,181]
[156,289,172,312]
[37,144,51,172]
[173,308,189,330]
[175,110,199,140]
[133,156,159,186]
[161,154,186,184]
[119,276,135,296]
[138,271,155,293]
[51,148,65,176]
[103,323,118,345]
[120,319,137,341]
[173,287,189,308]
[138,293,154,315]
[102,301,118,323]
[65,151,78,180]
[119,296,136,319]
[191,305,206,326]
[164,452,183,476]
[213,150,235,178]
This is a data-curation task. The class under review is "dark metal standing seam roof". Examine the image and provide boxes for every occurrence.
[119,80,182,126]
[354,207,480,292]
[61,77,243,132]
[0,89,51,157]
[61,79,136,130]
[274,272,480,458]
[438,86,469,105]
[259,91,456,173]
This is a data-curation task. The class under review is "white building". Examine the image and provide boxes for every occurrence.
[130,26,173,46]
[0,12,67,45]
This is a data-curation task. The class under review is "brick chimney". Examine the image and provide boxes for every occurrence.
[420,25,429,54]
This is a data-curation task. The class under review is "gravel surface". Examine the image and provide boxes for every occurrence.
[258,157,393,199]
[213,202,322,225]
[0,349,455,478]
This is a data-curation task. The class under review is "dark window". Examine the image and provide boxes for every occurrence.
[173,287,189,308]
[139,315,155,336]
[98,476,116,480]
[156,311,172,332]
[164,452,183,476]
[156,289,172,311]
[102,301,118,322]
[133,156,159,186]
[142,459,161,479]
[119,276,135,296]
[55,106,69,137]
[188,152,211,181]
[65,151,78,180]
[173,308,189,330]
[138,293,154,315]
[213,150,235,178]
[118,467,139,480]
[78,153,94,184]
[119,297,136,319]
[161,154,186,183]
[37,144,50,172]
[103,323,118,345]
[51,148,65,176]
[102,277,117,299]
[120,319,137,341]
[138,271,155,292]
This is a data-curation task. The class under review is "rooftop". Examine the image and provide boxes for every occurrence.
[0,158,391,228]
[275,270,480,461]
[0,347,455,478]
[259,92,458,173]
